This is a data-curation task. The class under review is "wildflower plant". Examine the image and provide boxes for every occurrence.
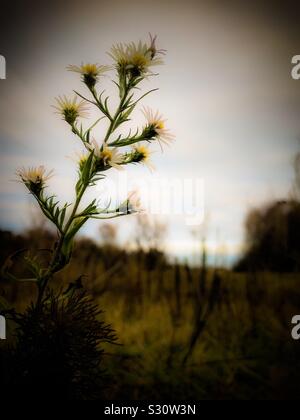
[6,34,174,305]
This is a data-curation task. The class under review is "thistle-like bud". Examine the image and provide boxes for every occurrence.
[76,152,89,173]
[53,95,89,125]
[16,166,53,195]
[130,144,155,171]
[142,106,175,148]
[148,33,166,59]
[67,63,111,89]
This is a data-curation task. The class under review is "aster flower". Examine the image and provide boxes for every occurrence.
[131,144,155,171]
[142,106,175,148]
[88,139,124,170]
[16,165,53,194]
[53,95,89,124]
[67,63,111,88]
[109,35,164,77]
[126,40,164,72]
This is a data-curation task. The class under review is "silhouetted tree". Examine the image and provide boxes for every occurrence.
[235,200,300,272]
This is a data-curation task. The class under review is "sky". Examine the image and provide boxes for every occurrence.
[0,0,300,264]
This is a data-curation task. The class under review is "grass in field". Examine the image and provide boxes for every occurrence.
[1,230,300,399]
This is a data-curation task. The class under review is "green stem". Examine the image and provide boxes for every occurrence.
[36,184,87,305]
[103,80,131,145]
[89,87,112,121]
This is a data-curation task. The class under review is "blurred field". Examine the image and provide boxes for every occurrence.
[100,270,300,400]
[1,228,300,400]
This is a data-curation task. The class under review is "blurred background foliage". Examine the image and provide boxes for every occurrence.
[1,187,300,399]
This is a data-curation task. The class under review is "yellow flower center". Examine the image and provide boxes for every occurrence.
[101,148,113,163]
[155,120,164,130]
[67,105,78,113]
[136,146,150,161]
[131,53,149,68]
[82,64,98,75]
